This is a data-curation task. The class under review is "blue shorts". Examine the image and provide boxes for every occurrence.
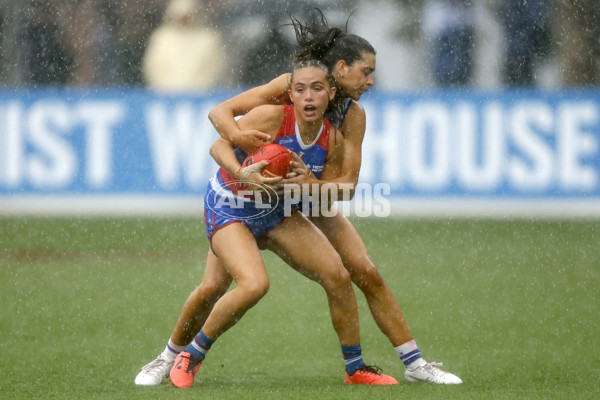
[203,177,286,245]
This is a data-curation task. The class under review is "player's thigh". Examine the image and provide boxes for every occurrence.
[211,222,268,287]
[265,211,345,282]
[309,212,373,275]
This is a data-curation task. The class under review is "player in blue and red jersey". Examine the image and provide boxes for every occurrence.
[204,13,463,386]
[136,12,461,387]
[203,101,334,243]
[166,60,397,388]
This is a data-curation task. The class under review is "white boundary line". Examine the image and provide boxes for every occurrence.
[0,196,204,217]
[385,198,600,219]
[1,195,599,219]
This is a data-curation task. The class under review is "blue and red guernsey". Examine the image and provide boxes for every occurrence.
[218,104,332,190]
[271,105,331,179]
[205,105,332,243]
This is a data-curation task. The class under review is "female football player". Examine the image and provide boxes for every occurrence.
[207,13,462,385]
[166,60,397,387]
[136,12,461,386]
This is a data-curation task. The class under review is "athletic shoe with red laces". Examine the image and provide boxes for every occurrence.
[344,365,399,385]
[169,351,202,388]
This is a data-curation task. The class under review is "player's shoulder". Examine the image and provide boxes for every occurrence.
[261,73,291,89]
[346,99,366,119]
[258,73,292,105]
[340,100,366,142]
[273,73,292,85]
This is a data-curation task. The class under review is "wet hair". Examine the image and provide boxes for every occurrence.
[291,9,376,73]
[289,59,334,89]
[290,9,375,125]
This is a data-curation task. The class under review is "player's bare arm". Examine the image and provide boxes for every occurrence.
[210,105,284,185]
[208,74,292,153]
[209,138,241,176]
[287,101,365,197]
[322,127,346,181]
[324,100,366,198]
[236,104,285,138]
[210,138,281,186]
[285,126,345,197]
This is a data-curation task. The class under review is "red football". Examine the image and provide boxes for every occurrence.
[243,144,292,178]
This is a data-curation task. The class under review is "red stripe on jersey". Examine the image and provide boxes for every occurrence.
[277,105,332,158]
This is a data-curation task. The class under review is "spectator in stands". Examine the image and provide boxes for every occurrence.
[422,0,476,86]
[554,0,599,86]
[142,0,225,92]
[20,0,73,86]
[496,0,552,86]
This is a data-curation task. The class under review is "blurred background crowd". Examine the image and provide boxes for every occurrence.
[0,0,598,91]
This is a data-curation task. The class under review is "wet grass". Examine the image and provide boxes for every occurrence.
[1,216,598,399]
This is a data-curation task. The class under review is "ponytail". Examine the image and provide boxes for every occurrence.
[290,9,376,129]
[291,9,375,71]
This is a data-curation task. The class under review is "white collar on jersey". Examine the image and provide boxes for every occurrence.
[294,121,324,150]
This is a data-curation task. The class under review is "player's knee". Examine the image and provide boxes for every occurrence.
[320,259,353,293]
[197,280,228,303]
[352,263,385,292]
[241,277,270,303]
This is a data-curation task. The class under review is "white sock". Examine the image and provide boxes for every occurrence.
[395,340,427,372]
[162,338,186,360]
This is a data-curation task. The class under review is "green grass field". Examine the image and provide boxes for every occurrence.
[1,216,598,399]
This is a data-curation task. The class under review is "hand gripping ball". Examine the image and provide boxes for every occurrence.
[242,143,292,178]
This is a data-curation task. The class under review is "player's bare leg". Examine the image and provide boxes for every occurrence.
[310,211,412,346]
[200,223,270,338]
[170,250,232,346]
[171,223,270,388]
[264,210,397,385]
[310,210,462,384]
[264,212,360,347]
[135,250,232,386]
